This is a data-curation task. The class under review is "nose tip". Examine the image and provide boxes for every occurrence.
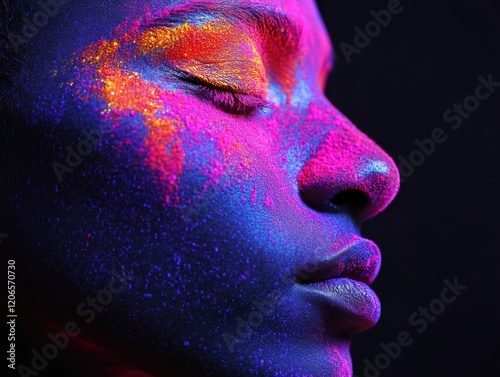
[297,128,400,221]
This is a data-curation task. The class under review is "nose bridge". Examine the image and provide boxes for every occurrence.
[297,122,400,221]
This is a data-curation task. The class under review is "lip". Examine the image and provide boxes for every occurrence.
[295,239,382,336]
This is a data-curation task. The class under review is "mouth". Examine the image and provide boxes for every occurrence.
[294,238,382,336]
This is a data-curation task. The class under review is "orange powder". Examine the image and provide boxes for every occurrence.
[79,39,185,204]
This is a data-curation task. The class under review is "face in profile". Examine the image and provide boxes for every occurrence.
[8,0,399,375]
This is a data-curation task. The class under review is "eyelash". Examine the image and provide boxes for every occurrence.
[179,74,268,115]
[199,86,268,115]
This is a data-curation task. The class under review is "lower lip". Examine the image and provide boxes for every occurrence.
[297,278,381,336]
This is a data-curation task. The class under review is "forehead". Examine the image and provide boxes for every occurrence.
[135,0,321,17]
[22,0,333,102]
[104,0,331,50]
[130,0,334,66]
[27,0,332,55]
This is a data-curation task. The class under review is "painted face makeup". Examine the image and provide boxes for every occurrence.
[137,20,268,98]
[70,10,297,203]
[13,0,400,376]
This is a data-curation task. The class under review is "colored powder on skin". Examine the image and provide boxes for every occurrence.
[202,136,256,192]
[263,195,274,210]
[297,104,400,219]
[326,345,351,377]
[74,33,260,201]
[131,5,300,102]
[70,13,305,203]
[250,185,258,204]
[136,21,268,97]
[77,39,185,204]
[133,18,281,191]
[255,17,302,103]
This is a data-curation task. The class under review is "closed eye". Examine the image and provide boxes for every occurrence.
[177,72,269,115]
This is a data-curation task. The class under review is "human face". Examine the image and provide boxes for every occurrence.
[19,0,399,375]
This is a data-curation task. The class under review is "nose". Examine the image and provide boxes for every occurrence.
[297,119,400,221]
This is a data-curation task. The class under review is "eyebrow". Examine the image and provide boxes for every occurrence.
[139,1,302,58]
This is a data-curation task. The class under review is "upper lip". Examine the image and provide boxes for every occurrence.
[294,238,382,286]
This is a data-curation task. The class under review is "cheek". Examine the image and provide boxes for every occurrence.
[72,39,192,204]
[181,115,278,194]
[73,50,270,206]
[71,39,307,207]
[82,71,186,203]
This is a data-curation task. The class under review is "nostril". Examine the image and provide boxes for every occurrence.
[329,190,369,215]
[297,129,400,220]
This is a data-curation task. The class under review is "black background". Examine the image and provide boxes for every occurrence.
[316,0,499,376]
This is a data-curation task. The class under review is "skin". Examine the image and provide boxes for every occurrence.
[9,0,399,375]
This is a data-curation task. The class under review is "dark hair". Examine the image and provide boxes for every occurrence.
[0,1,39,216]
[1,1,36,92]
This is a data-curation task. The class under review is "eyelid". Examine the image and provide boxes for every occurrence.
[135,21,270,114]
[175,69,268,114]
[135,22,268,94]
[173,67,257,97]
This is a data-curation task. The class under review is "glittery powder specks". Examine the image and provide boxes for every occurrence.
[68,17,288,203]
[76,39,185,204]
[326,345,352,377]
[136,20,268,97]
[18,1,404,376]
